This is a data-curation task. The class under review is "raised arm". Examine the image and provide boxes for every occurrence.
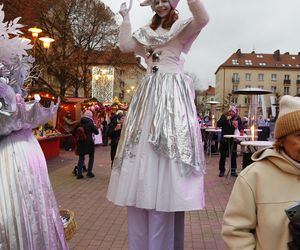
[119,3,144,55]
[178,0,209,48]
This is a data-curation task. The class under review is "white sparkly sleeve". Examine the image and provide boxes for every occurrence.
[119,17,144,55]
[178,0,209,53]
[0,95,59,136]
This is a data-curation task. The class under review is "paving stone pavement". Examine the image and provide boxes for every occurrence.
[48,146,243,250]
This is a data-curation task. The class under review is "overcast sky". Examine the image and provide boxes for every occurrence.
[101,0,300,90]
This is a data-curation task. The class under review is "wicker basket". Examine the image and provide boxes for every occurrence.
[60,209,77,241]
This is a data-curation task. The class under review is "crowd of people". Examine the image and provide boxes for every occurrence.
[61,108,127,179]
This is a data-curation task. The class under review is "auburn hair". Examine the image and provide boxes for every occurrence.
[150,8,179,30]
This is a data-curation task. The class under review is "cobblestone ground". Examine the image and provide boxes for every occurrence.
[48,145,242,250]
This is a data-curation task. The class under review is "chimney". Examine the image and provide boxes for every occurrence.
[236,49,242,58]
[251,51,255,54]
[284,52,289,55]
[273,49,280,61]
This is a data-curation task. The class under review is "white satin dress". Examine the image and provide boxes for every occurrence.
[0,98,68,250]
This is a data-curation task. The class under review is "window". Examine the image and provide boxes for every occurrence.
[245,60,252,65]
[297,75,300,81]
[258,85,264,89]
[271,86,276,93]
[258,73,264,81]
[245,73,251,81]
[271,74,277,81]
[259,62,266,66]
[232,97,238,104]
[297,87,300,95]
[245,97,250,104]
[232,73,239,83]
[232,59,239,65]
[284,75,290,80]
[232,85,238,91]
[119,81,125,88]
[245,85,251,88]
[256,55,263,58]
[284,86,290,95]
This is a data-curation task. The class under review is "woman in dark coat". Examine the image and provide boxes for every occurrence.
[75,110,99,179]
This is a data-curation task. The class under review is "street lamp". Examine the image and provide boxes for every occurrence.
[28,27,55,56]
[39,36,55,51]
[28,27,42,57]
[125,85,135,101]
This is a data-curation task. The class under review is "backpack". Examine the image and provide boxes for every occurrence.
[76,126,86,141]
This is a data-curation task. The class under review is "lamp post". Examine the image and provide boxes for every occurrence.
[39,36,55,53]
[233,88,272,140]
[126,85,135,100]
[28,27,55,57]
[28,27,42,57]
[206,101,220,128]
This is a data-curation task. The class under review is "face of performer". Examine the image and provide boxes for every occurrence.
[154,0,171,19]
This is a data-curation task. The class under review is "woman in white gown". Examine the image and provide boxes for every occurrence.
[0,5,68,249]
[106,0,209,249]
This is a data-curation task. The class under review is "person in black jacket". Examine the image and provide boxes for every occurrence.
[74,110,99,179]
[217,105,243,177]
[108,111,125,167]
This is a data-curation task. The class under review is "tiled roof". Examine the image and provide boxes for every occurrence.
[87,48,142,65]
[199,86,215,96]
[216,49,300,73]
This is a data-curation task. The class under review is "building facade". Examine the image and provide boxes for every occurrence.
[215,49,300,117]
[196,85,217,115]
[88,49,146,103]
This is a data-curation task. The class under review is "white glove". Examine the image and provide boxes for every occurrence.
[119,2,129,19]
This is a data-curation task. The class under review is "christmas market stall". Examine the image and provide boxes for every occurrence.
[26,92,72,159]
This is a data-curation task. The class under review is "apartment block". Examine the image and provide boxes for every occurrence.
[215,49,300,117]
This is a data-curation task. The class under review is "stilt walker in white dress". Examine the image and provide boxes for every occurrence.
[106,0,209,249]
[0,5,68,249]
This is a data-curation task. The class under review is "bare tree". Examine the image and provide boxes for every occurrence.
[35,0,118,97]
[185,71,203,91]
[1,0,47,25]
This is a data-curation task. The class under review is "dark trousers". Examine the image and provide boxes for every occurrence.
[102,128,108,146]
[77,151,94,176]
[63,136,73,151]
[219,138,237,173]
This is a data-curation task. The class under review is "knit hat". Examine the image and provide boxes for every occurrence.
[274,95,300,139]
[140,0,180,10]
[229,105,237,114]
[83,110,93,120]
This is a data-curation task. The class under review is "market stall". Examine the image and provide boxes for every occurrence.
[33,125,64,160]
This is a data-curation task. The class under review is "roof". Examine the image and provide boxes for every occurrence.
[215,49,300,74]
[199,85,215,96]
[87,48,145,68]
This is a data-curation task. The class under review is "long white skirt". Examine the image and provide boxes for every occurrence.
[107,73,205,212]
[0,129,68,250]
